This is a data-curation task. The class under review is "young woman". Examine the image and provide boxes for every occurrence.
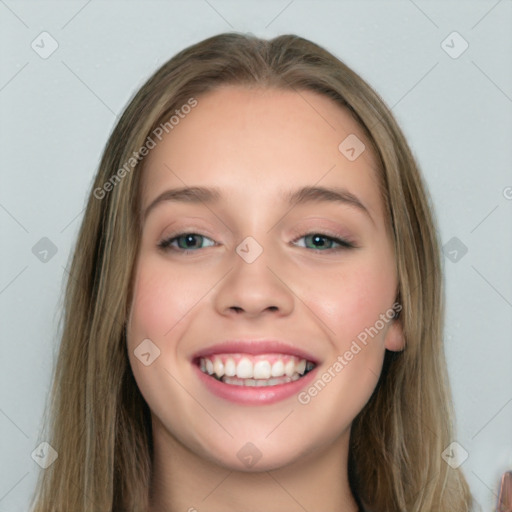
[30,33,473,511]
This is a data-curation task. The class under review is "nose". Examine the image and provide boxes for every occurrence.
[213,244,295,319]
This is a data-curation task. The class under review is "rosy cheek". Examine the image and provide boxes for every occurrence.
[129,262,173,342]
[129,258,207,341]
[316,262,396,352]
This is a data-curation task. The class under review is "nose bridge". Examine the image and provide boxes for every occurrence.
[213,233,294,317]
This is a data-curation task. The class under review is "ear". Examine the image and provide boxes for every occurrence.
[384,319,405,352]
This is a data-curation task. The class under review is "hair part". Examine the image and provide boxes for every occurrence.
[30,32,473,512]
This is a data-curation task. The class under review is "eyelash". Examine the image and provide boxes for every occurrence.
[157,231,356,254]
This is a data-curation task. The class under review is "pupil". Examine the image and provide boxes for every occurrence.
[311,234,327,248]
[180,234,200,248]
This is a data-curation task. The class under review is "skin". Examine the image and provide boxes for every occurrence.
[126,86,404,512]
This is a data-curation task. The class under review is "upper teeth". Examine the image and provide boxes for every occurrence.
[199,354,314,380]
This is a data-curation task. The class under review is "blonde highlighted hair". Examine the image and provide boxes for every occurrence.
[30,32,473,511]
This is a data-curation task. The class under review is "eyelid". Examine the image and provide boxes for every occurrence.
[290,232,356,251]
[288,225,357,248]
[157,222,216,242]
[157,231,216,252]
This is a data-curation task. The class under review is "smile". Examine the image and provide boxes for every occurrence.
[191,340,320,404]
[197,353,316,387]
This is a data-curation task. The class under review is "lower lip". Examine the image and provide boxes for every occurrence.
[192,363,319,405]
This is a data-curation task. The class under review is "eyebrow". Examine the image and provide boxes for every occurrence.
[143,186,221,221]
[284,186,373,222]
[143,185,373,223]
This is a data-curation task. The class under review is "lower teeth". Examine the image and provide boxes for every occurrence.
[219,373,302,387]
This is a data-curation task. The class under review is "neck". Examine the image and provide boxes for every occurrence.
[148,415,360,512]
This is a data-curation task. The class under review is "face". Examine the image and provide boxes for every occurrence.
[126,86,403,472]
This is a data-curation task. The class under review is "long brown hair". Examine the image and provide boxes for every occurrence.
[30,32,473,511]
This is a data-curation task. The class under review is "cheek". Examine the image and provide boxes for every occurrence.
[127,255,207,341]
[296,258,396,425]
[126,257,207,422]
[308,255,397,348]
[126,258,195,408]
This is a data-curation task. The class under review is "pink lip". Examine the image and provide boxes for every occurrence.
[192,340,319,364]
[192,363,319,405]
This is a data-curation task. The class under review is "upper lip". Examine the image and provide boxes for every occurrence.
[192,340,320,364]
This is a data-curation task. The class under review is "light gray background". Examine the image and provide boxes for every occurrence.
[1,1,511,511]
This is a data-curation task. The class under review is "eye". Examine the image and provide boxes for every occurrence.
[291,232,355,251]
[157,231,355,254]
[158,232,216,252]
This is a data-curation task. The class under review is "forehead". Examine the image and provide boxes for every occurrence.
[140,86,383,219]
